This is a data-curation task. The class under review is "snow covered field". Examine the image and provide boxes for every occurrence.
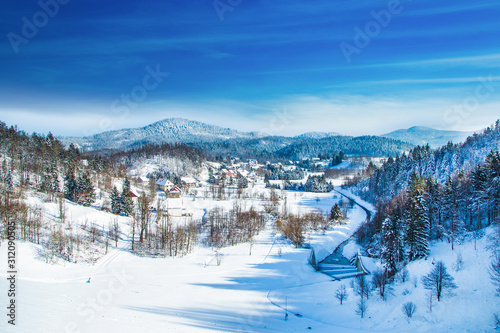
[1,186,499,332]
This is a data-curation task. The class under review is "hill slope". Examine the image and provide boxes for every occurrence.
[60,118,414,159]
[383,126,472,148]
[60,118,260,151]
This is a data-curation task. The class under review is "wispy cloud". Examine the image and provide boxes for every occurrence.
[356,77,500,85]
[366,54,500,69]
[263,94,500,136]
[403,2,500,17]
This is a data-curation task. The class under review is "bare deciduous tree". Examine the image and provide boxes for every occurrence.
[137,191,152,243]
[280,215,305,247]
[335,284,348,305]
[111,219,120,247]
[372,269,391,301]
[422,261,457,301]
[427,291,434,313]
[58,193,66,223]
[354,275,370,300]
[356,296,367,318]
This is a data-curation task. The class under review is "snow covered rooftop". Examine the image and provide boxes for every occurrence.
[180,176,197,184]
[156,178,174,187]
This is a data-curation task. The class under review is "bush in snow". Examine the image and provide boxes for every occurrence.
[401,301,417,319]
[278,215,306,247]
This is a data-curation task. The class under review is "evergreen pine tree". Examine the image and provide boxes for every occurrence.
[208,169,215,184]
[50,165,60,193]
[264,174,270,187]
[485,150,500,223]
[471,164,488,229]
[405,173,430,261]
[443,177,464,250]
[77,173,95,207]
[121,178,134,216]
[64,171,77,202]
[330,203,342,222]
[425,177,443,240]
[110,186,121,214]
[381,213,405,276]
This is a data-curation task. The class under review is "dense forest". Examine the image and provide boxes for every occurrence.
[0,122,207,262]
[194,135,413,161]
[275,135,414,160]
[0,121,121,201]
[0,122,205,205]
[350,121,500,276]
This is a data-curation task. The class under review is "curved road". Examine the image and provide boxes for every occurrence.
[265,189,375,326]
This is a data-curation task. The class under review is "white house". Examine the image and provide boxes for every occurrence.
[138,176,150,184]
[180,176,197,188]
[156,178,174,191]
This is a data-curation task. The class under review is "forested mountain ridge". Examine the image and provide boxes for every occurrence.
[60,118,261,151]
[274,135,413,160]
[352,120,500,202]
[61,117,414,159]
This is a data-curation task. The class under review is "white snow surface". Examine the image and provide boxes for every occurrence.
[1,186,499,332]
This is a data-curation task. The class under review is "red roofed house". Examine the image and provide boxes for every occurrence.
[167,185,182,198]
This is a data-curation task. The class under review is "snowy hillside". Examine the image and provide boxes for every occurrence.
[60,118,261,151]
[60,118,413,159]
[2,119,499,333]
[1,187,499,332]
[383,126,473,149]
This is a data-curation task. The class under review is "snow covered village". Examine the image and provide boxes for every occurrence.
[1,119,500,332]
[2,1,500,332]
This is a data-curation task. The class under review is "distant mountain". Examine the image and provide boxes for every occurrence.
[275,135,413,160]
[60,118,261,151]
[60,117,414,159]
[382,126,473,148]
[295,131,341,139]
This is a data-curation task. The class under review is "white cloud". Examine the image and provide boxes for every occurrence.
[260,94,500,136]
[2,94,498,139]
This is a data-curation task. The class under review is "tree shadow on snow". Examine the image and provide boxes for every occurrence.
[119,304,275,332]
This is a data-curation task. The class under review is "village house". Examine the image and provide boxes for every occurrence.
[180,176,197,188]
[156,178,174,191]
[167,185,182,198]
[137,176,149,184]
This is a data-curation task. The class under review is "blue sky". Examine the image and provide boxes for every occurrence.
[1,0,500,137]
